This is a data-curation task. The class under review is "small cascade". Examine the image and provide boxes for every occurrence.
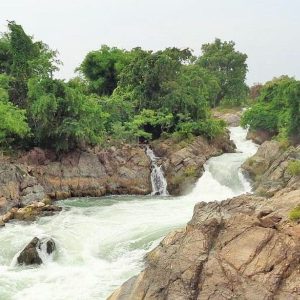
[145,146,168,196]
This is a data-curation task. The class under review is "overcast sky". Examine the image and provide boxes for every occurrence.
[1,0,299,85]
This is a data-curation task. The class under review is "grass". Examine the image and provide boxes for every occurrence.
[287,160,300,176]
[289,205,300,221]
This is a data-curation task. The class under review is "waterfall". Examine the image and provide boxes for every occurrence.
[145,146,169,196]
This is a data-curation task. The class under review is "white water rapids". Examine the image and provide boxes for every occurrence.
[0,127,257,300]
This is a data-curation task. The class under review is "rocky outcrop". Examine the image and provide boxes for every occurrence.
[109,188,300,300]
[246,129,274,145]
[212,110,242,127]
[151,133,235,195]
[22,145,152,199]
[0,162,46,214]
[0,201,62,226]
[0,144,152,214]
[242,141,300,196]
[17,237,56,265]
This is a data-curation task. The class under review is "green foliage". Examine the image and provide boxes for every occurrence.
[197,38,248,107]
[183,166,197,177]
[126,109,174,141]
[0,22,248,152]
[174,118,225,140]
[0,90,30,147]
[241,76,300,140]
[287,160,300,176]
[28,78,108,151]
[118,47,193,111]
[79,45,133,96]
[289,205,300,221]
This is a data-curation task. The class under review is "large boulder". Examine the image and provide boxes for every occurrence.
[17,237,56,266]
[109,189,300,300]
[213,110,242,127]
[243,142,300,196]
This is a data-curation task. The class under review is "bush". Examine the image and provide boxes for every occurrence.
[289,205,300,221]
[287,160,300,176]
[175,118,225,140]
[0,100,30,147]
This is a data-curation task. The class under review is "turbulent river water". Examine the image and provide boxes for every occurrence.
[0,127,257,300]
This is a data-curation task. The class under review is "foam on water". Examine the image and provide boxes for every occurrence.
[0,127,257,300]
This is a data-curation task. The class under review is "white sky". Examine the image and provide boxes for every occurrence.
[1,0,299,85]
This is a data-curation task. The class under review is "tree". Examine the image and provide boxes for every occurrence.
[286,81,300,137]
[79,45,133,96]
[197,38,248,107]
[28,78,108,151]
[241,76,299,140]
[118,47,193,111]
[1,21,60,107]
[0,81,29,147]
[162,64,219,120]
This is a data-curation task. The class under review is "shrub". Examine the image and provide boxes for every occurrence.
[289,205,300,221]
[287,160,300,176]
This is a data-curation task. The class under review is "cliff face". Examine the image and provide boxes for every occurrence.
[21,145,152,199]
[109,144,300,300]
[0,145,151,215]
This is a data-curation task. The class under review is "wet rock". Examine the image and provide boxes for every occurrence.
[246,129,274,144]
[17,237,56,266]
[17,237,43,265]
[0,219,4,227]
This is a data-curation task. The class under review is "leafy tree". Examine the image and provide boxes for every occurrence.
[241,76,300,140]
[286,81,300,136]
[0,22,60,107]
[0,35,13,74]
[118,47,193,111]
[0,83,29,147]
[28,78,108,151]
[162,64,219,120]
[197,38,248,107]
[79,45,133,96]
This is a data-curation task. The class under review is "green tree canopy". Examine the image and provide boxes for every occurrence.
[197,38,248,107]
[28,78,108,151]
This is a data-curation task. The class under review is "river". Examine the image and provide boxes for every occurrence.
[0,127,257,300]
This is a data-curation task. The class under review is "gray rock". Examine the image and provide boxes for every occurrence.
[17,237,56,266]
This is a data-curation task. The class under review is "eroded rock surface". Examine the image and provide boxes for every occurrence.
[212,110,242,127]
[243,141,300,196]
[109,189,300,300]
[0,162,46,214]
[22,145,152,199]
[0,144,152,214]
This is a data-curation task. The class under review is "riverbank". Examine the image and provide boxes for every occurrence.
[0,130,235,219]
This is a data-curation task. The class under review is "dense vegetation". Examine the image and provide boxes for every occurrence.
[0,22,249,152]
[242,76,300,143]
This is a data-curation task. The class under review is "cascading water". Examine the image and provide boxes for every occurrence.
[0,127,257,300]
[145,146,168,196]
